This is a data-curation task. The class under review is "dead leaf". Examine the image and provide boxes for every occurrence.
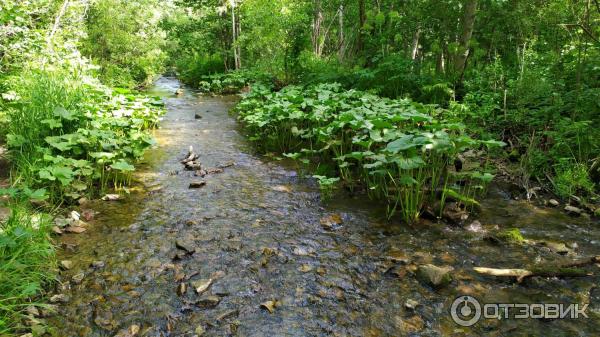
[272,185,291,193]
[260,300,279,313]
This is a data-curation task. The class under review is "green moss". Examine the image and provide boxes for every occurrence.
[497,228,525,244]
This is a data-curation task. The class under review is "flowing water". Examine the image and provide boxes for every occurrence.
[50,77,600,337]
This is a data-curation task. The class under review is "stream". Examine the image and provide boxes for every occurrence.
[50,77,600,337]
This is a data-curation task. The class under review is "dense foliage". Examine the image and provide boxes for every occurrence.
[236,83,501,221]
[169,0,600,201]
[0,1,167,334]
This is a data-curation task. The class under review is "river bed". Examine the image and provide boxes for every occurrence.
[49,77,600,336]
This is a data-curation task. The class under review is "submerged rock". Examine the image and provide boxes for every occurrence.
[196,295,220,308]
[189,181,207,189]
[564,205,583,216]
[416,264,453,288]
[191,278,213,295]
[320,214,343,230]
[49,294,69,303]
[113,325,140,337]
[175,236,197,254]
[60,260,73,270]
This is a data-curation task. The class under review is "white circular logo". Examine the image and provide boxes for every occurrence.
[450,296,482,327]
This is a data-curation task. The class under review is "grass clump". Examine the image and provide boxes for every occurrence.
[3,70,164,203]
[0,205,56,335]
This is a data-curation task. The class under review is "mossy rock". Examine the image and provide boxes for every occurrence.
[496,228,525,244]
[416,264,454,288]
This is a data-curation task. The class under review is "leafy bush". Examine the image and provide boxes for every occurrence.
[176,53,225,86]
[198,70,272,94]
[235,83,502,222]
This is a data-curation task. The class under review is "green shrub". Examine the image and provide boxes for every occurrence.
[176,53,225,86]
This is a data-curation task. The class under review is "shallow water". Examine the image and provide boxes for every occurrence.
[50,77,600,336]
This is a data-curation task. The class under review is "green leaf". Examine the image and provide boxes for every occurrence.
[386,135,416,153]
[110,160,135,172]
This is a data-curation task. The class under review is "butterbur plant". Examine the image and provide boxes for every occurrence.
[5,69,164,203]
[236,83,504,223]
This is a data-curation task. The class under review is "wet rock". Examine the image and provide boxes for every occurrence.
[81,209,95,221]
[564,205,583,216]
[60,260,73,270]
[218,161,235,169]
[175,236,197,254]
[298,264,313,272]
[189,181,207,189]
[293,246,314,256]
[320,214,343,230]
[64,225,87,234]
[465,220,484,233]
[216,309,239,321]
[192,279,213,294]
[177,282,187,296]
[272,185,291,193]
[194,325,205,335]
[113,325,140,337]
[397,315,424,333]
[102,194,121,201]
[186,162,203,171]
[91,261,105,269]
[538,241,572,255]
[416,264,453,288]
[260,300,280,314]
[49,294,69,303]
[94,310,116,330]
[196,295,220,308]
[70,210,80,221]
[0,207,11,223]
[206,168,224,175]
[442,202,469,224]
[385,250,410,264]
[404,299,419,310]
[72,273,85,284]
[548,199,560,207]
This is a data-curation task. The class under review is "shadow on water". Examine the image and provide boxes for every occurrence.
[50,77,600,336]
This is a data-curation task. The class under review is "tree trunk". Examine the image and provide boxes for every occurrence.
[230,0,241,70]
[357,0,366,53]
[312,0,323,57]
[411,27,421,60]
[454,0,477,77]
[338,4,345,61]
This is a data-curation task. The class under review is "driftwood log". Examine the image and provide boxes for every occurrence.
[474,255,600,283]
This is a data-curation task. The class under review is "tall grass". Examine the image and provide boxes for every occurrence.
[0,205,56,335]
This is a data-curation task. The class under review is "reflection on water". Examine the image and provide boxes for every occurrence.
[49,77,600,336]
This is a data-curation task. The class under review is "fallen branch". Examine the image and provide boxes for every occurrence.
[474,255,599,283]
